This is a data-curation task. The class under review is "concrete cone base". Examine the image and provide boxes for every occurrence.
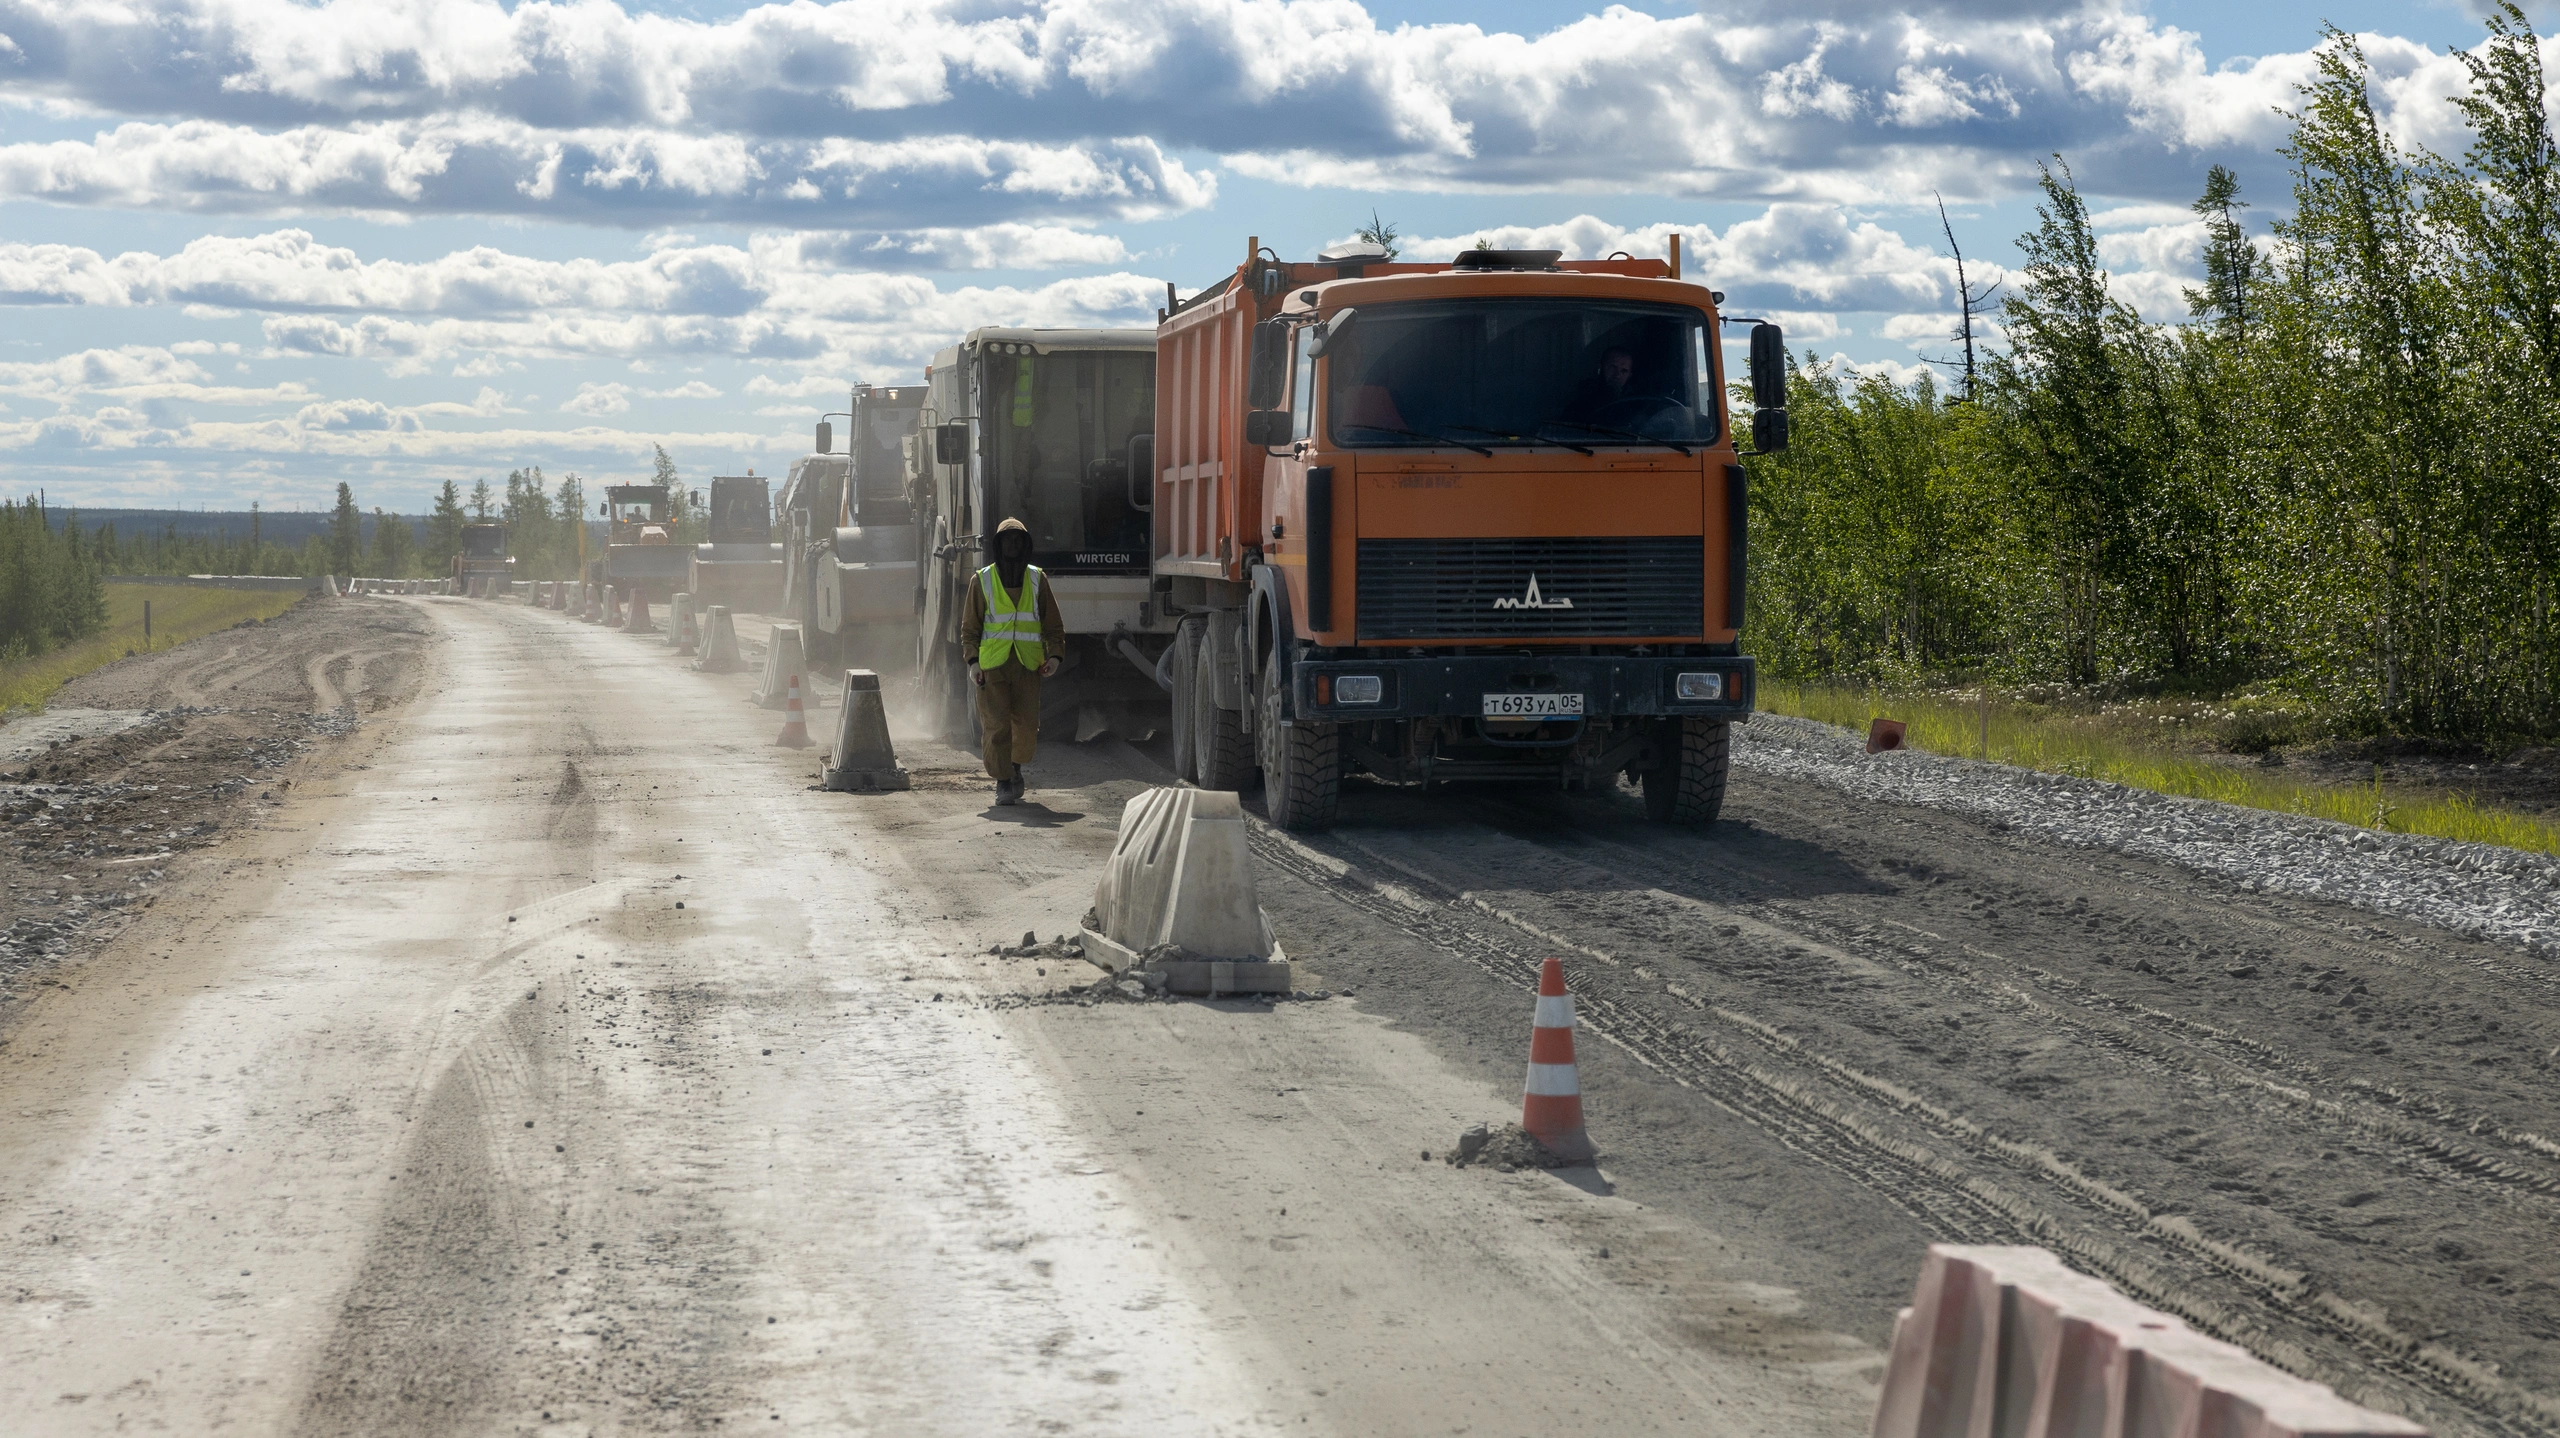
[751,623,808,708]
[818,670,909,792]
[1085,788,1287,994]
[692,605,744,673]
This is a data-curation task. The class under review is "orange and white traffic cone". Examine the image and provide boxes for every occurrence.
[1522,957,1596,1161]
[774,674,812,748]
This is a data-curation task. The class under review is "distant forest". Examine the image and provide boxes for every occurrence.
[1744,7,2560,745]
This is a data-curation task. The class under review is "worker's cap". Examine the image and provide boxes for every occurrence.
[994,516,1030,536]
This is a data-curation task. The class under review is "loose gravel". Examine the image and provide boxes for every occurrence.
[1733,714,2560,958]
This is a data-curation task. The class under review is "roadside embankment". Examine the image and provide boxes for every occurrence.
[0,583,305,714]
[1758,680,2560,855]
[1734,711,2560,954]
[0,593,430,1005]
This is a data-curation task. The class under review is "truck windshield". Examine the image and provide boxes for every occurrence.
[983,348,1153,564]
[853,398,919,525]
[1323,298,1718,449]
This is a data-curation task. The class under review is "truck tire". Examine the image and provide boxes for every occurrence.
[1195,635,1256,793]
[1642,717,1730,825]
[1259,652,1340,830]
[1168,623,1200,783]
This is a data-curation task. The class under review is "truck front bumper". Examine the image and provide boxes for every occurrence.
[1290,653,1754,722]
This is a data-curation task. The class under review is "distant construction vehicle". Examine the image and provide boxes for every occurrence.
[452,521,513,592]
[911,330,1170,742]
[1150,236,1776,829]
[593,484,688,606]
[686,474,786,614]
[780,384,924,670]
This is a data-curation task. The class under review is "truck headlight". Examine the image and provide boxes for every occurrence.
[1675,672,1724,701]
[1335,674,1383,704]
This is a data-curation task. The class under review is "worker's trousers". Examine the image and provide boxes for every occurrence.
[975,661,1042,779]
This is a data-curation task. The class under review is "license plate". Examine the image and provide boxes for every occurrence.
[1481,692,1584,717]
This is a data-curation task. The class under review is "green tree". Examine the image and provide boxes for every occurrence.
[328,482,361,577]
[426,480,467,574]
[1355,210,1400,260]
[554,472,587,579]
[468,478,495,520]
[2187,165,2256,328]
[371,506,413,576]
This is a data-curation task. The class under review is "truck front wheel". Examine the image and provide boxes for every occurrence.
[1642,717,1730,825]
[1260,653,1340,830]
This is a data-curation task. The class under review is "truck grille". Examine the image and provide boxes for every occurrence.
[1355,537,1704,640]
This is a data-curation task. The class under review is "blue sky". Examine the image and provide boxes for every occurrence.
[0,0,2532,513]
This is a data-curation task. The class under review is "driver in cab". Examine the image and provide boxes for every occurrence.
[1563,346,1639,422]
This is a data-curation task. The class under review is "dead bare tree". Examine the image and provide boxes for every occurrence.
[1936,192,2003,402]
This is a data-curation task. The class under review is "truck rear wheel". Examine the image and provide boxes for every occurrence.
[1260,652,1340,830]
[1195,635,1255,792]
[1642,717,1730,825]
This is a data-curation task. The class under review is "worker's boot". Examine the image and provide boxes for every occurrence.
[1013,769,1030,802]
[995,775,1018,806]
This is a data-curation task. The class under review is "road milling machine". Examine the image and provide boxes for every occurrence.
[780,384,924,670]
[590,484,688,606]
[1150,236,1781,830]
[452,521,513,592]
[686,473,786,613]
[912,329,1172,744]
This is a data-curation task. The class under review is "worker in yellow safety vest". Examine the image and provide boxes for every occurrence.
[960,517,1065,805]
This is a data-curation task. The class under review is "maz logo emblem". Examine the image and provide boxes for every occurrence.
[1492,574,1575,611]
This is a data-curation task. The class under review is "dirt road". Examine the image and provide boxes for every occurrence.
[3,594,2551,1436]
[0,599,1879,1436]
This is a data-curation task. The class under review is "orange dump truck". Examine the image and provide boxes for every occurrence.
[1146,237,1785,830]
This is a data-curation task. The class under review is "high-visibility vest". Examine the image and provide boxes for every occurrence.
[977,563,1046,671]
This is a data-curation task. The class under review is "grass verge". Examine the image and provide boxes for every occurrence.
[0,584,303,715]
[1757,679,2560,858]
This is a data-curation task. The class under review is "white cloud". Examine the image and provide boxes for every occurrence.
[0,116,1212,227]
[646,380,721,399]
[1391,208,2005,319]
[0,0,2478,217]
[561,382,632,416]
[297,396,419,432]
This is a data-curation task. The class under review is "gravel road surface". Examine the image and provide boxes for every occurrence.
[3,593,2551,1436]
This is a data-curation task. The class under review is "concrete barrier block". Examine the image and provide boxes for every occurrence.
[1872,1246,2427,1438]
[693,604,744,673]
[752,623,807,708]
[667,592,692,649]
[818,669,910,792]
[1084,787,1288,994]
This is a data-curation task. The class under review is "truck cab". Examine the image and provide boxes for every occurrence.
[784,384,923,669]
[1155,239,1783,829]
[912,328,1172,743]
[453,521,513,591]
[686,474,785,614]
[596,484,688,600]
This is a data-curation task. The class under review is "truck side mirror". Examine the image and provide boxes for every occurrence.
[935,423,968,466]
[1242,409,1291,448]
[1127,434,1154,512]
[1752,408,1790,455]
[1749,323,1787,413]
[1246,320,1287,410]
[815,420,832,455]
[600,500,609,516]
